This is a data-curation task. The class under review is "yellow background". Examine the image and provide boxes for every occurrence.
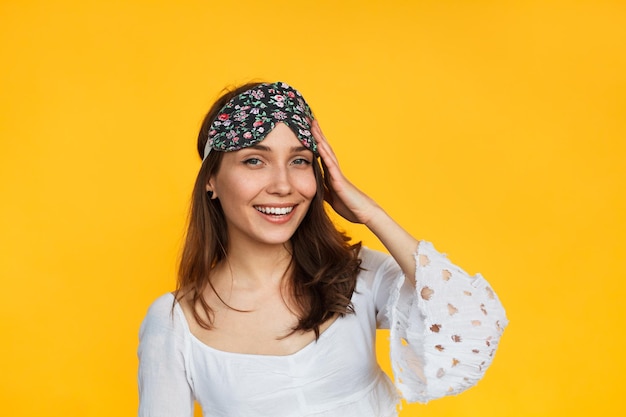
[1,0,625,416]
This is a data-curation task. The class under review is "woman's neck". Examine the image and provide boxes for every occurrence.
[218,241,293,289]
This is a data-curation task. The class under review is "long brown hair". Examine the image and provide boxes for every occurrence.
[175,82,362,338]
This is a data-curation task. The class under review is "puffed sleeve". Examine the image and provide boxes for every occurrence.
[376,241,508,403]
[138,294,195,417]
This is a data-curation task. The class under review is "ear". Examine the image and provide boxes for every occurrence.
[206,178,218,199]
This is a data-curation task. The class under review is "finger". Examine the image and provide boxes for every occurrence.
[313,129,341,176]
[318,139,339,165]
[319,142,343,184]
[312,121,336,159]
[311,119,325,143]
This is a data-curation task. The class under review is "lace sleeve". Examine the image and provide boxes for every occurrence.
[386,241,508,403]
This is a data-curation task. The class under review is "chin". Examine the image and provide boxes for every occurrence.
[257,233,297,247]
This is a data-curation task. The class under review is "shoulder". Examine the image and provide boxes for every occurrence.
[357,247,402,289]
[359,246,392,268]
[144,293,176,320]
[358,246,401,276]
[140,293,187,338]
[138,293,193,394]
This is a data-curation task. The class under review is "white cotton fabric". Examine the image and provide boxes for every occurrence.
[138,242,507,417]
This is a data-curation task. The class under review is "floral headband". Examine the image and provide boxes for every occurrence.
[202,82,317,160]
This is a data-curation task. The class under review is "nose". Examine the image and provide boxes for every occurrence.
[266,165,293,196]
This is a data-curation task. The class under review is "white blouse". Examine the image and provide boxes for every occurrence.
[138,242,507,417]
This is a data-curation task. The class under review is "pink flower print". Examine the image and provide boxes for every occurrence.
[233,136,239,144]
[287,91,295,98]
[209,130,217,137]
[233,111,248,122]
[272,111,287,120]
[253,120,263,127]
[218,113,229,121]
[273,95,285,101]
[243,132,252,139]
[256,127,264,133]
[250,90,265,100]
[250,107,260,115]
[299,129,311,137]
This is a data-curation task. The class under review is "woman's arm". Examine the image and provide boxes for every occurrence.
[138,295,194,417]
[312,120,419,285]
[313,121,507,402]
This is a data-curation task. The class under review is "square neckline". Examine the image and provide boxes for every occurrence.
[169,293,344,359]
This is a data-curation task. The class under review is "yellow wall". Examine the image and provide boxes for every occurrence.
[1,1,624,416]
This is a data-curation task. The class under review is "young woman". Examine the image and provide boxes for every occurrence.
[138,81,507,417]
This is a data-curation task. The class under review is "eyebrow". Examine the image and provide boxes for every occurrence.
[249,144,310,153]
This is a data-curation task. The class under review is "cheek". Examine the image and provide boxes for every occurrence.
[295,170,318,199]
[215,173,256,199]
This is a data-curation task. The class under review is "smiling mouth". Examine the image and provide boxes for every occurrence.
[254,206,295,215]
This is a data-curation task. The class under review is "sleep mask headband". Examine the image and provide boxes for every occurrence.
[203,82,317,160]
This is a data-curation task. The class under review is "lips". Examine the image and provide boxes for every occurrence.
[254,206,295,215]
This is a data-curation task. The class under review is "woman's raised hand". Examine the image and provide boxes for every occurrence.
[312,120,419,281]
[311,120,382,225]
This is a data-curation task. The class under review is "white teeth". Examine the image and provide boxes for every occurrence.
[255,206,294,215]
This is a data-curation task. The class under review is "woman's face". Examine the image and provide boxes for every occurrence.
[208,123,317,249]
